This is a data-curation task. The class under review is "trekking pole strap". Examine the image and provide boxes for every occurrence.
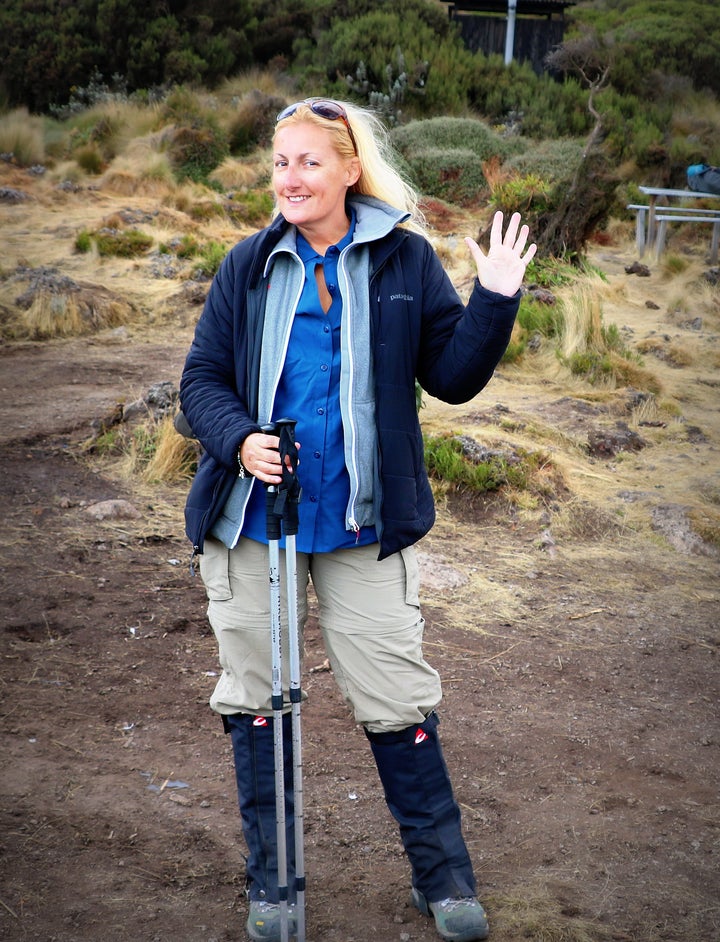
[261,419,301,533]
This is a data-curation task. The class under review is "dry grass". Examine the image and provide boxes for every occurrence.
[111,415,198,485]
[556,277,608,362]
[142,415,199,484]
[0,107,46,165]
[8,286,137,340]
[487,884,613,942]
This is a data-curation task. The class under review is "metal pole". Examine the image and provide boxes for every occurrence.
[504,0,517,65]
[285,529,305,941]
[265,483,290,942]
[263,418,304,940]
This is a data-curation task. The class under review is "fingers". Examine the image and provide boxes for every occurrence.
[241,432,301,483]
[475,211,537,263]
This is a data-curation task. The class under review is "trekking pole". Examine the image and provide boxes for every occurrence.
[277,423,306,942]
[263,466,290,942]
[262,419,304,942]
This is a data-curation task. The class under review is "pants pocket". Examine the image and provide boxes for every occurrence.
[400,545,420,608]
[198,536,233,601]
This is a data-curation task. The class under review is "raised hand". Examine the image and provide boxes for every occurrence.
[464,210,537,298]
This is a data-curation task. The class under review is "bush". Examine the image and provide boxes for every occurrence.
[94,229,154,258]
[167,120,230,183]
[490,173,552,215]
[74,229,93,254]
[391,117,509,163]
[307,10,476,117]
[228,89,288,154]
[503,138,585,185]
[404,147,487,205]
[74,144,105,175]
[224,190,274,226]
[192,241,229,278]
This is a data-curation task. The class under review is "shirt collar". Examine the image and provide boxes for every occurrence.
[295,207,357,262]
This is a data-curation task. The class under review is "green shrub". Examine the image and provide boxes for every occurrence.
[567,351,614,382]
[404,147,487,205]
[424,434,509,493]
[391,117,509,163]
[490,173,552,215]
[193,241,229,277]
[503,139,585,185]
[94,229,153,258]
[424,433,550,495]
[308,10,475,117]
[225,190,274,226]
[74,144,104,174]
[228,89,287,155]
[74,229,93,253]
[524,258,581,289]
[168,120,230,183]
[517,298,562,338]
[176,234,201,258]
[159,86,205,125]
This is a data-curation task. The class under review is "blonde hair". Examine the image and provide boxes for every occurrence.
[273,99,427,235]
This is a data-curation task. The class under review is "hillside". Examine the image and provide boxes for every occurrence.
[1,147,719,942]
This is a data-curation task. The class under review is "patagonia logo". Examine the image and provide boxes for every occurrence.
[414,728,428,745]
[390,293,414,302]
[253,716,268,727]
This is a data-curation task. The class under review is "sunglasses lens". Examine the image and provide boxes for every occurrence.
[310,101,345,121]
[276,102,300,122]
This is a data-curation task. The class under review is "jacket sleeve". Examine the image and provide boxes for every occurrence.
[179,248,261,470]
[415,238,520,405]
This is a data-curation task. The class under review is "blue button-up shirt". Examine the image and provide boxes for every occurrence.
[241,216,378,553]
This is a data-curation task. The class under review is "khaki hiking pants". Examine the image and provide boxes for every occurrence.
[199,537,442,733]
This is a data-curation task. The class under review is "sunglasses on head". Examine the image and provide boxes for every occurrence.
[276,98,357,154]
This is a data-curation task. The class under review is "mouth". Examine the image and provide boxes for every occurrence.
[287,195,309,203]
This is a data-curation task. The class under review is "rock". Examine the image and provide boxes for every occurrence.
[587,422,647,458]
[625,261,651,277]
[0,187,30,202]
[84,499,142,521]
[416,551,467,591]
[651,504,719,557]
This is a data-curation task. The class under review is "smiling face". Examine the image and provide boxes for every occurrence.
[272,122,361,252]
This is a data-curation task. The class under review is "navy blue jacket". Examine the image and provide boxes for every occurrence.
[180,213,520,560]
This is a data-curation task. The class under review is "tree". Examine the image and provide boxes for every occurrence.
[537,31,618,259]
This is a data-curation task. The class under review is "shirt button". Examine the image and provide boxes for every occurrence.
[323,325,330,333]
[317,407,325,415]
[320,364,328,372]
[328,283,336,292]
[309,495,318,503]
[314,451,321,459]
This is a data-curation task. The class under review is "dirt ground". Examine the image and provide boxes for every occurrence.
[1,167,719,942]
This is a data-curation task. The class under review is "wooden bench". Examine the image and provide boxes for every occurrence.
[627,186,720,262]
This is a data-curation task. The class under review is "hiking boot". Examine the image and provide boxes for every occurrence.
[411,888,489,942]
[246,900,297,941]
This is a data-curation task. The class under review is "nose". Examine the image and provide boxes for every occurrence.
[284,163,301,188]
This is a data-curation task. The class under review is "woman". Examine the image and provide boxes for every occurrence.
[180,98,536,942]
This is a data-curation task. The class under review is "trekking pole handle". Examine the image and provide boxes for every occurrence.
[260,419,301,538]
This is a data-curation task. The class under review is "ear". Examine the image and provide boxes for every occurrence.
[345,156,362,187]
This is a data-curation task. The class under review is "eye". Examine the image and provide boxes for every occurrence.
[274,157,288,169]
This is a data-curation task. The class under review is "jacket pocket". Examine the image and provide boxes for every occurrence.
[198,536,233,601]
